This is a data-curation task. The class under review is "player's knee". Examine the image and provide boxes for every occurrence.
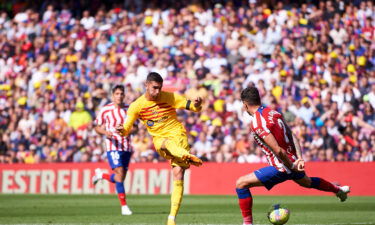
[172,166,185,180]
[236,176,247,189]
[301,181,311,188]
[161,139,169,149]
[114,171,125,182]
[294,177,311,188]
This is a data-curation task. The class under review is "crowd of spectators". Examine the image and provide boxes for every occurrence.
[0,0,374,165]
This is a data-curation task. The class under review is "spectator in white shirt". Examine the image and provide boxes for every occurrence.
[329,22,348,46]
[193,132,213,160]
[80,10,95,30]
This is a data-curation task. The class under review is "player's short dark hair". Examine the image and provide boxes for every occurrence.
[146,72,163,83]
[241,87,261,106]
[112,84,125,94]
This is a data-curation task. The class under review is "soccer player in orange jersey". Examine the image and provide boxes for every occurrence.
[116,72,203,225]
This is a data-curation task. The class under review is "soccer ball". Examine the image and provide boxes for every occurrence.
[267,204,290,225]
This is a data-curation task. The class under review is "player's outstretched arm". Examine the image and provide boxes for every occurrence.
[291,133,305,171]
[116,103,139,136]
[263,133,300,171]
[284,122,305,171]
[172,93,202,112]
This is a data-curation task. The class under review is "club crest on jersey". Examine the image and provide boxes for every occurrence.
[147,120,154,126]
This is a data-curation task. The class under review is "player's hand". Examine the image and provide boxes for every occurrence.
[292,159,305,172]
[194,97,203,108]
[115,124,125,136]
[105,131,113,139]
[297,159,305,171]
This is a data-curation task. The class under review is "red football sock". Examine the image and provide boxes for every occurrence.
[102,173,116,183]
[118,193,127,206]
[238,197,253,224]
[311,177,340,193]
[318,178,340,193]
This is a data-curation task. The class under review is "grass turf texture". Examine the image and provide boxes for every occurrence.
[0,195,374,225]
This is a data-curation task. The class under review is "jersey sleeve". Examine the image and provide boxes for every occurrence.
[121,102,139,136]
[94,108,105,126]
[252,113,271,139]
[171,92,202,112]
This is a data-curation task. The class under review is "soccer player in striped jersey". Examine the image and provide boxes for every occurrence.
[116,72,203,225]
[235,87,350,225]
[92,85,133,215]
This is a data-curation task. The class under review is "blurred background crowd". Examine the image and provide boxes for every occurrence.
[0,0,374,164]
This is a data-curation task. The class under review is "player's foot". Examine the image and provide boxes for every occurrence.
[167,215,176,225]
[167,219,176,225]
[336,185,350,202]
[182,154,203,167]
[92,168,103,185]
[121,205,132,215]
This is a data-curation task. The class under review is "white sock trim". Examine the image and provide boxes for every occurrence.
[168,215,175,220]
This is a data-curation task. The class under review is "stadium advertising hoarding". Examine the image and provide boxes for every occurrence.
[0,162,374,195]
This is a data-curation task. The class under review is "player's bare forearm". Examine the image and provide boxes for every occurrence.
[292,133,303,159]
[94,125,106,135]
[277,149,295,170]
[284,123,302,160]
[290,131,305,171]
[263,134,293,169]
[95,125,112,139]
[284,123,305,170]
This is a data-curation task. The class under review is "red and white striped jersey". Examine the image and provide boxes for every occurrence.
[95,103,132,152]
[249,106,298,172]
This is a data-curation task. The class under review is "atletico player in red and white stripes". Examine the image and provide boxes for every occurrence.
[92,85,133,216]
[235,87,350,225]
[249,103,297,173]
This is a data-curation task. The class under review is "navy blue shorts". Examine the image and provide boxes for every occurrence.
[107,151,132,170]
[254,166,305,190]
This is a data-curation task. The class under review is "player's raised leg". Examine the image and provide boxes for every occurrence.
[294,175,350,202]
[92,168,116,185]
[167,166,185,225]
[235,172,265,225]
[162,138,202,167]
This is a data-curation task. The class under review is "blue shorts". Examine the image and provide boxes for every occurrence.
[107,151,132,170]
[254,166,305,190]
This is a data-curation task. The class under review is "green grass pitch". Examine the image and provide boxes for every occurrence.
[1,195,374,224]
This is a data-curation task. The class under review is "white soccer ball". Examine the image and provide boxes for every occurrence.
[267,204,290,225]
